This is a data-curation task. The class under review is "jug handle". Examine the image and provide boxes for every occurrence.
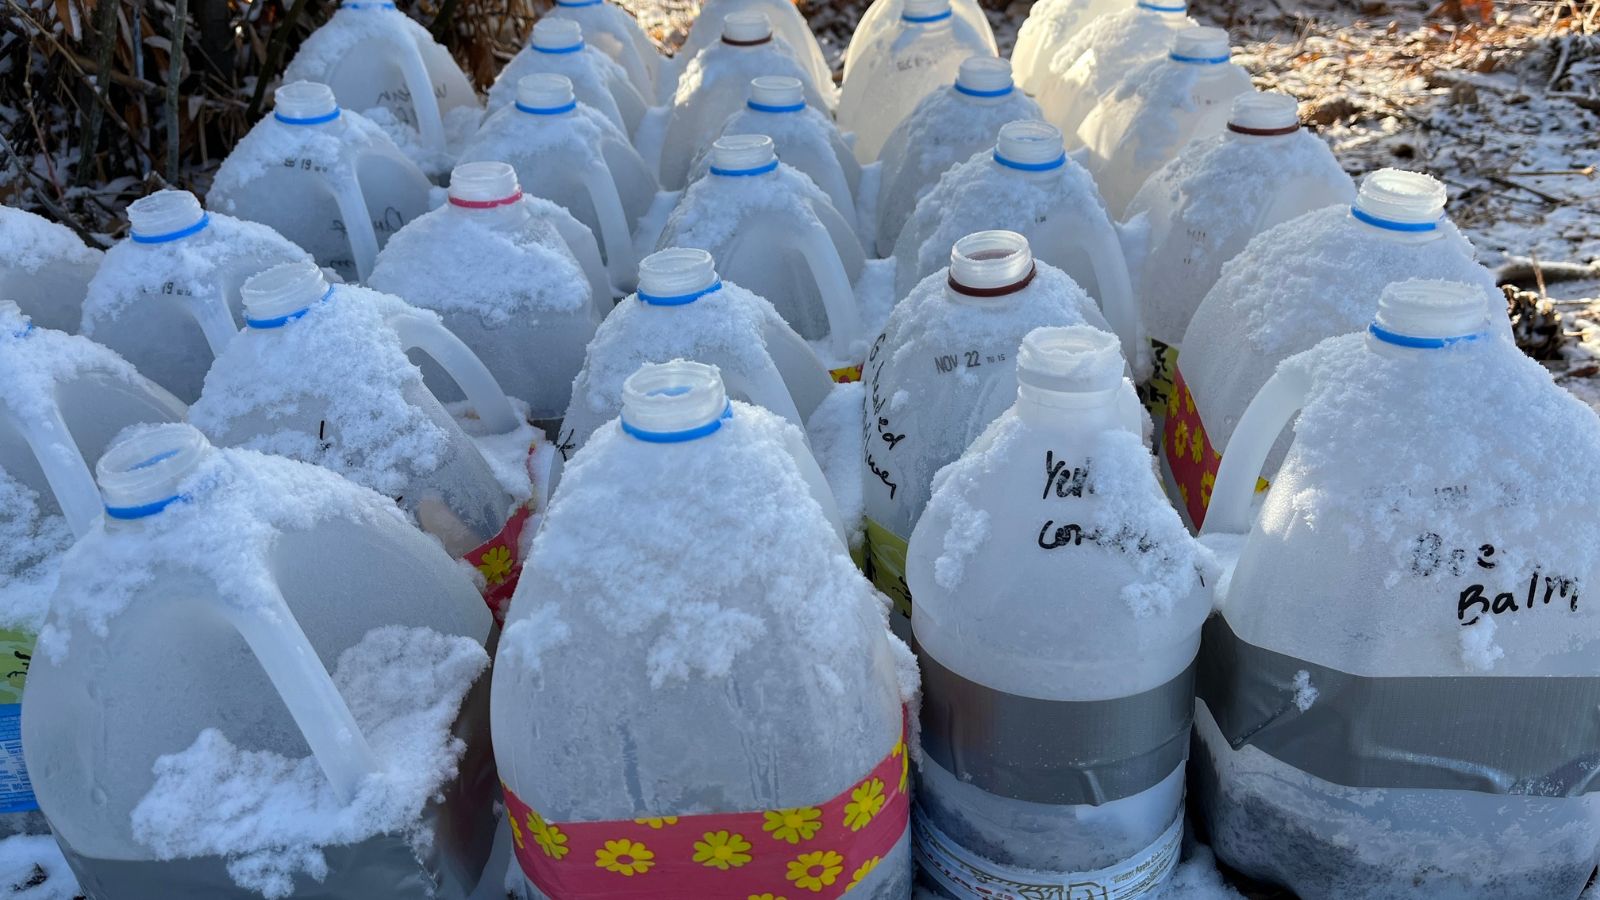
[794,222,864,365]
[780,423,848,546]
[329,176,383,283]
[1082,220,1144,376]
[388,311,523,436]
[720,367,806,433]
[1200,364,1314,538]
[393,37,447,155]
[545,205,615,309]
[18,407,101,539]
[579,163,639,291]
[190,288,242,358]
[223,584,380,805]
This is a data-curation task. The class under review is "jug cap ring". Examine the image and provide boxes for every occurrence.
[722,11,773,44]
[621,360,733,442]
[1017,325,1124,394]
[748,75,806,113]
[1136,0,1188,10]
[97,423,210,520]
[1369,279,1487,346]
[532,18,584,52]
[1170,26,1230,64]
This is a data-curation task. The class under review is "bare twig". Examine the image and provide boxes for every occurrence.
[167,0,190,183]
[74,0,123,185]
[247,0,317,120]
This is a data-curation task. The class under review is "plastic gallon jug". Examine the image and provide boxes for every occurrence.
[1033,0,1194,147]
[460,74,658,295]
[861,231,1117,621]
[1192,279,1600,900]
[700,76,861,239]
[0,302,186,837]
[560,247,833,455]
[491,359,912,899]
[80,190,313,405]
[908,325,1211,898]
[0,205,102,335]
[875,57,1042,257]
[658,135,867,379]
[1079,27,1253,218]
[836,0,997,164]
[189,261,521,557]
[657,11,833,190]
[1011,0,1131,94]
[676,0,835,107]
[368,162,608,432]
[282,0,480,176]
[488,18,648,139]
[1167,168,1502,529]
[844,0,996,85]
[24,423,498,899]
[208,81,432,283]
[891,121,1141,370]
[544,0,661,103]
[1125,91,1354,357]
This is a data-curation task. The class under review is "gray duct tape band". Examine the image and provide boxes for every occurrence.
[917,649,1195,806]
[1197,614,1600,796]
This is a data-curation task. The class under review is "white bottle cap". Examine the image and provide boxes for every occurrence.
[948,231,1034,294]
[96,423,211,519]
[532,18,583,51]
[638,248,719,300]
[621,360,731,439]
[449,161,522,205]
[722,11,772,43]
[242,260,329,328]
[518,74,576,111]
[1372,279,1486,342]
[1228,91,1299,133]
[1354,168,1447,230]
[995,120,1065,167]
[903,0,951,19]
[749,76,805,110]
[1170,26,1230,63]
[274,81,339,122]
[1017,325,1125,394]
[956,57,1014,95]
[710,134,777,174]
[128,190,207,241]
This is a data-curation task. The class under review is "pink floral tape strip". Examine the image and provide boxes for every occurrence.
[502,712,910,899]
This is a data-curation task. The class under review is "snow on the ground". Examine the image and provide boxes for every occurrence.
[0,835,80,900]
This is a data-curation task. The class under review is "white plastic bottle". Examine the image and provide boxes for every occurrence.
[189,261,521,556]
[698,76,860,238]
[208,81,433,282]
[1167,169,1502,528]
[844,0,996,85]
[875,57,1042,257]
[1079,27,1253,218]
[1194,279,1600,900]
[491,359,910,900]
[24,423,498,898]
[1034,0,1194,147]
[908,325,1210,898]
[560,247,834,455]
[658,135,867,378]
[0,205,102,335]
[282,0,481,175]
[658,12,833,190]
[0,302,185,837]
[80,190,313,404]
[861,231,1118,622]
[1123,90,1354,409]
[367,162,607,433]
[460,74,658,295]
[892,121,1142,370]
[675,0,835,107]
[837,0,996,164]
[488,18,648,138]
[1011,0,1130,94]
[544,0,661,103]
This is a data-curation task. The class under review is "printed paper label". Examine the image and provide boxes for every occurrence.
[862,518,912,619]
[0,705,37,814]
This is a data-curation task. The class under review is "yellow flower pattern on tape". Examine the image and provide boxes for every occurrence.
[634,816,679,829]
[596,838,654,876]
[537,823,569,860]
[786,850,844,892]
[748,894,787,900]
[846,856,880,891]
[693,830,753,870]
[763,807,823,844]
[843,779,885,832]
[476,545,513,584]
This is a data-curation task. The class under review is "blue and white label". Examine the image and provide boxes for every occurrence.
[0,705,36,814]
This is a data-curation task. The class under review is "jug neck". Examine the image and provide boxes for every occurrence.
[620,361,733,443]
[1136,0,1188,13]
[1013,325,1129,430]
[97,424,211,528]
[447,162,531,229]
[340,1,396,8]
[1365,279,1488,358]
[1016,384,1126,430]
[128,191,210,244]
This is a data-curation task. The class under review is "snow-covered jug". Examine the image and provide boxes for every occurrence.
[844,0,995,85]
[1193,279,1600,900]
[492,359,912,899]
[24,423,498,898]
[80,190,313,404]
[208,81,432,283]
[908,325,1211,898]
[544,0,661,102]
[1033,0,1194,146]
[0,205,102,335]
[488,18,648,138]
[1011,0,1132,94]
[676,0,835,105]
